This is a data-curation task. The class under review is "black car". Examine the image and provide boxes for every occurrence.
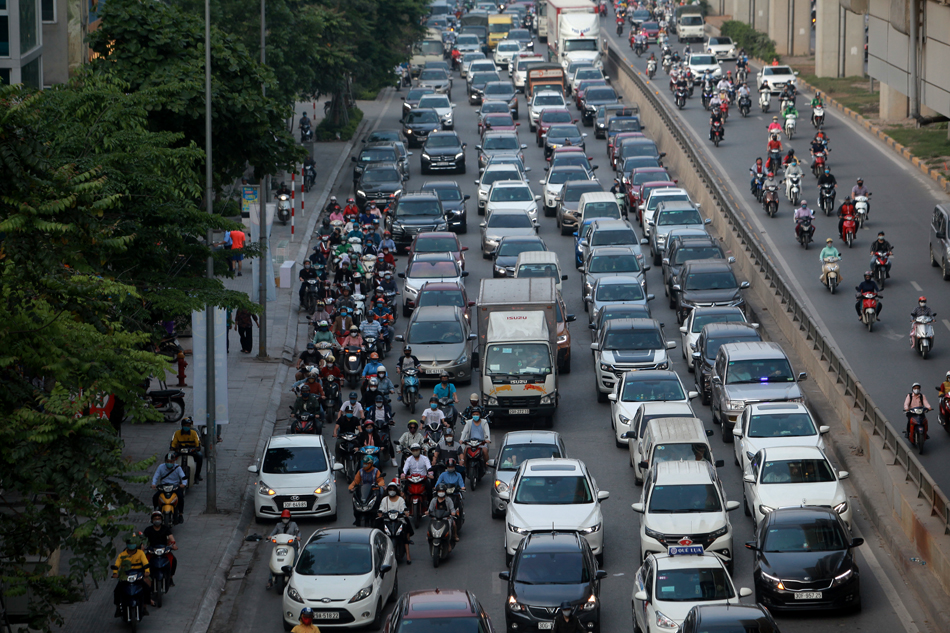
[492,235,546,277]
[363,129,401,145]
[662,235,728,306]
[693,321,762,405]
[617,138,665,169]
[507,28,534,52]
[468,71,501,104]
[500,532,606,633]
[619,156,663,182]
[595,105,638,139]
[403,108,443,148]
[401,88,435,119]
[386,191,448,247]
[420,131,466,175]
[674,259,749,324]
[355,162,405,210]
[482,81,519,118]
[678,604,780,633]
[747,506,863,612]
[581,87,620,127]
[543,125,587,158]
[421,181,470,233]
[352,142,400,186]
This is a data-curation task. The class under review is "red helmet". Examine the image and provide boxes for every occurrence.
[347,198,355,203]
[767,171,774,177]
[919,296,927,303]
[281,509,291,519]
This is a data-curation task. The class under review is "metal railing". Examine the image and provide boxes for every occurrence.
[603,43,950,534]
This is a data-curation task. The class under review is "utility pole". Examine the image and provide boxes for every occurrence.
[258,0,269,359]
[204,0,217,514]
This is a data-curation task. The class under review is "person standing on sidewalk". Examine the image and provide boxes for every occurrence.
[230,228,247,276]
[235,307,260,354]
[222,230,234,273]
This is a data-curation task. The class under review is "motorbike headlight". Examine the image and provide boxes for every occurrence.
[287,586,305,603]
[579,523,601,534]
[507,596,526,612]
[349,586,373,603]
[494,479,509,493]
[276,547,289,556]
[314,477,332,495]
[508,522,530,535]
[655,611,677,629]
[259,482,276,496]
[834,501,849,515]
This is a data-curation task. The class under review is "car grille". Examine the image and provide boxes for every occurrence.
[528,606,560,618]
[781,579,833,591]
[653,532,721,549]
[498,396,541,408]
[612,363,660,375]
[272,495,318,510]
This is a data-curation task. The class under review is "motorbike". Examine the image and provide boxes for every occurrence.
[737,66,748,83]
[759,87,771,112]
[752,172,766,202]
[812,105,824,128]
[177,446,200,488]
[300,123,313,143]
[718,95,729,119]
[381,509,408,562]
[290,411,322,435]
[404,473,429,528]
[145,386,186,423]
[277,193,291,225]
[339,432,360,482]
[797,217,814,249]
[819,183,836,216]
[268,533,297,592]
[616,18,624,35]
[912,315,936,359]
[303,164,317,192]
[146,545,174,607]
[841,213,857,248]
[324,378,341,422]
[674,86,687,109]
[112,568,148,631]
[427,508,453,567]
[438,397,459,429]
[872,251,890,289]
[353,482,380,527]
[936,389,950,432]
[811,150,827,177]
[738,94,751,117]
[156,484,182,528]
[822,256,841,294]
[342,346,365,387]
[766,149,782,173]
[762,183,779,217]
[853,194,870,228]
[445,484,465,534]
[634,39,646,56]
[359,444,384,470]
[710,121,723,147]
[401,367,420,413]
[784,113,797,139]
[301,278,319,314]
[647,59,657,79]
[906,406,929,454]
[859,290,881,331]
[464,438,487,491]
[786,174,802,205]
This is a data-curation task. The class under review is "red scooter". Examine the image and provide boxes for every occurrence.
[859,291,881,332]
[840,213,857,248]
[936,389,950,432]
[812,150,827,177]
[464,439,487,491]
[404,472,429,528]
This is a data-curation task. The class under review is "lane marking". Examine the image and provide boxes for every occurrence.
[855,533,921,633]
[943,319,950,333]
[910,281,923,292]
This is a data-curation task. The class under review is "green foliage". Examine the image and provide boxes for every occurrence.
[314,107,364,142]
[720,20,780,64]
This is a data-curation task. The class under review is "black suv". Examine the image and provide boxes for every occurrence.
[421,181,470,233]
[692,321,762,405]
[402,108,443,148]
[386,191,448,248]
[352,142,400,187]
[673,259,749,324]
[662,235,730,308]
[420,131,466,174]
[354,162,405,210]
[582,86,620,127]
[500,532,606,633]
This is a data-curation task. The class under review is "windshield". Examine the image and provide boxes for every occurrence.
[541,110,573,124]
[654,442,712,464]
[641,21,659,29]
[491,186,532,202]
[517,58,543,70]
[458,35,480,46]
[498,42,520,52]
[471,72,499,86]
[609,119,641,132]
[683,271,738,291]
[489,21,511,33]
[691,312,744,334]
[397,200,442,217]
[708,37,731,45]
[497,443,562,471]
[649,484,722,513]
[517,263,558,279]
[595,282,644,302]
[414,40,444,56]
[397,616,488,633]
[654,567,735,602]
[534,95,565,106]
[484,113,515,127]
[658,209,704,226]
[515,552,588,584]
[484,343,552,376]
[764,66,793,76]
[622,143,659,157]
[633,9,650,18]
[419,69,448,81]
[761,458,836,484]
[621,377,686,403]
[647,193,690,211]
[296,542,371,576]
[563,39,598,52]
[360,148,396,162]
[408,110,440,124]
[482,102,510,114]
[603,329,663,350]
[425,137,460,150]
[406,89,433,101]
[549,169,586,185]
[363,168,401,183]
[408,320,464,344]
[586,88,617,101]
[591,228,636,247]
[552,156,590,170]
[418,96,451,109]
[589,254,640,273]
[681,15,703,25]
[763,520,848,552]
[463,52,486,63]
[417,290,464,309]
[748,412,817,438]
[564,185,601,202]
[484,136,519,149]
[632,172,664,185]
[690,55,715,65]
[408,261,459,279]
[675,247,724,266]
[725,359,795,384]
[575,69,602,81]
[262,446,328,474]
[485,84,515,97]
[415,237,457,252]
[483,170,521,185]
[497,241,543,257]
[428,187,462,201]
[514,475,592,504]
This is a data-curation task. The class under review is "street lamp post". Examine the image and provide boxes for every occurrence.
[204,0,217,514]
[259,0,268,360]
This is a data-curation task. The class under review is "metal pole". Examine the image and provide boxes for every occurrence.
[909,0,919,118]
[258,0,268,359]
[204,0,217,514]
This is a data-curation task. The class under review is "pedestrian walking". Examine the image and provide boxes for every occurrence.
[235,307,259,353]
[222,230,234,272]
[230,228,247,276]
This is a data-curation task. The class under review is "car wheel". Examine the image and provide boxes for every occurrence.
[370,598,384,630]
[458,161,466,175]
[491,503,504,519]
[282,617,294,632]
[595,552,604,567]
[402,303,411,317]
[388,573,398,603]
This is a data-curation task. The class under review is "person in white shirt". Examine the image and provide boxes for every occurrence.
[421,396,446,429]
[377,480,413,562]
[401,443,434,499]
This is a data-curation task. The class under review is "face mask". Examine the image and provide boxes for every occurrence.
[448,468,455,473]
[472,415,480,422]
[152,520,162,527]
[920,302,926,307]
[438,492,446,498]
[302,394,310,399]
[431,403,438,410]
[165,462,174,469]
[388,490,397,497]
[914,388,921,394]
[411,451,421,457]
[182,426,191,433]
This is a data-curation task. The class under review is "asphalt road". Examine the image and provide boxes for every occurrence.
[600,25,950,490]
[227,32,936,633]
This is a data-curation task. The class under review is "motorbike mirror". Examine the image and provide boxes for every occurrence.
[395,335,405,342]
[247,464,260,474]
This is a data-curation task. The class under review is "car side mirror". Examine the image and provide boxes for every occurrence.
[463,194,471,201]
[281,565,294,575]
[468,333,477,341]
[733,428,743,438]
[590,342,599,351]
[727,256,736,264]
[634,591,648,601]
[535,194,542,201]
[744,541,759,551]
[475,145,482,151]
[597,490,609,500]
[561,274,569,281]
[725,500,740,512]
[691,351,701,360]
[539,179,546,185]
[715,459,724,467]
[798,372,808,381]
[647,294,655,301]
[397,273,405,278]
[662,258,671,266]
[631,502,645,513]
[638,461,648,470]
[742,473,755,484]
[838,470,850,480]
[672,284,681,292]
[379,563,392,574]
[572,232,578,237]
[659,152,667,158]
[498,571,510,580]
[462,271,470,277]
[247,464,259,473]
[333,463,345,471]
[819,425,830,434]
[739,281,750,289]
[596,569,608,580]
[640,238,649,245]
[521,144,528,149]
[497,490,510,501]
[666,340,676,349]
[850,537,864,548]
[480,222,487,228]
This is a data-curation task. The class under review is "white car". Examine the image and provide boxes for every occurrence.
[460,52,487,78]
[528,90,568,131]
[686,54,723,84]
[485,180,541,223]
[455,34,482,56]
[732,402,829,474]
[493,40,523,68]
[569,67,607,94]
[742,446,852,530]
[539,166,592,216]
[640,188,691,236]
[249,434,342,520]
[608,370,698,447]
[705,36,738,60]
[632,460,740,570]
[511,54,545,90]
[678,306,748,371]
[417,94,456,130]
[622,402,699,480]
[499,458,609,565]
[281,527,397,630]
[757,64,799,94]
[633,550,752,633]
[475,163,529,213]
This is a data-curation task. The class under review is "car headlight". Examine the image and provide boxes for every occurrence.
[582,595,597,611]
[725,399,744,411]
[834,501,849,515]
[259,482,276,496]
[644,526,665,540]
[708,525,728,540]
[437,222,448,230]
[788,396,804,403]
[405,286,418,297]
[657,361,669,370]
[287,586,305,603]
[579,523,602,535]
[455,351,468,366]
[486,395,498,406]
[349,586,373,603]
[655,611,677,629]
[405,129,414,135]
[421,153,431,161]
[759,504,776,515]
[760,572,785,590]
[539,394,554,405]
[507,596,526,612]
[494,479,509,493]
[599,363,614,372]
[618,414,631,427]
[315,477,332,495]
[557,334,568,344]
[356,189,366,198]
[508,523,530,535]
[455,152,464,159]
[832,568,854,585]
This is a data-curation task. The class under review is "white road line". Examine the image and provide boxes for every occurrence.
[911,281,923,292]
[856,535,921,633]
[943,319,950,333]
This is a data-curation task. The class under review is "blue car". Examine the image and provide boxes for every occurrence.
[574,218,597,269]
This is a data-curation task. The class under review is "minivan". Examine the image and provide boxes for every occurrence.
[513,251,567,294]
[578,191,623,232]
[677,13,706,42]
[634,416,721,483]
[930,203,950,280]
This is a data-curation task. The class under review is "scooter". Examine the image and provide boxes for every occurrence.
[872,252,890,289]
[381,509,408,562]
[301,279,319,314]
[290,411,322,435]
[303,164,317,192]
[936,389,950,432]
[762,183,779,217]
[352,482,380,527]
[752,172,766,202]
[797,217,814,249]
[404,473,429,528]
[701,86,714,110]
[812,105,824,128]
[841,213,857,248]
[177,446,200,488]
[277,194,291,225]
[811,150,827,177]
[819,183,836,216]
[359,444,384,470]
[268,533,297,592]
[339,432,360,482]
[738,94,751,117]
[759,87,771,112]
[146,545,174,607]
[853,194,870,227]
[859,290,881,332]
[822,256,841,294]
[427,508,453,568]
[616,17,624,35]
[300,123,313,142]
[912,315,936,359]
[445,484,465,534]
[784,113,797,139]
[647,59,657,79]
[785,174,802,205]
[906,406,929,454]
[464,438,487,491]
[401,368,420,413]
[710,121,723,147]
[342,346,365,387]
[674,86,688,109]
[766,149,782,173]
[156,484,182,528]
[438,397,458,430]
[112,569,148,631]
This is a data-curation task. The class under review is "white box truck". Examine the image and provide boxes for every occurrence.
[545,0,601,71]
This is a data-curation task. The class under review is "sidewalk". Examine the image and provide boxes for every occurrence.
[59,96,389,633]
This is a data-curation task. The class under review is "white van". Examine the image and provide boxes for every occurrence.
[677,13,706,43]
[513,251,567,294]
[634,416,721,483]
[578,191,623,229]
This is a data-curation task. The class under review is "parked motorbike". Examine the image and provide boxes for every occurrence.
[352,482,380,527]
[464,438,487,491]
[912,315,936,359]
[819,183,836,216]
[145,386,186,423]
[427,508,453,567]
[401,368,420,413]
[268,533,297,592]
[112,568,148,631]
[146,545,174,607]
[859,290,881,332]
[906,406,929,454]
[822,256,841,294]
[277,193,291,225]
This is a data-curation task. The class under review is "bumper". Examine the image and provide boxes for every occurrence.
[414,361,471,382]
[486,402,556,421]
[755,575,860,611]
[282,593,377,628]
[255,490,337,518]
[506,606,599,632]
[446,210,466,230]
[422,156,463,171]
[598,365,665,393]
[641,533,732,564]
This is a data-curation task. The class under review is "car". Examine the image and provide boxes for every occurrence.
[595,104,638,139]
[686,54,723,83]
[757,64,799,93]
[664,236,730,313]
[385,589,495,633]
[629,8,651,28]
[539,166,591,216]
[582,245,647,305]
[623,167,671,213]
[554,294,576,373]
[605,116,644,152]
[549,147,597,176]
[633,550,751,633]
[401,88,435,119]
[556,180,604,231]
[733,402,829,474]
[586,276,654,326]
[489,431,567,518]
[492,235,546,278]
[480,208,538,257]
[406,231,468,271]
[415,280,475,323]
[417,94,456,130]
[501,532,606,632]
[743,445,851,530]
[386,191,448,248]
[608,131,647,169]
[574,218,597,269]
[454,33,482,55]
[572,79,606,111]
[354,162,406,211]
[649,202,710,266]
[640,187,691,229]
[475,163,528,214]
[746,507,862,611]
[394,305,475,382]
[280,527,396,630]
[416,67,453,96]
[460,51,488,77]
[639,21,661,41]
[468,71,502,104]
[402,108,443,148]
[673,259,749,324]
[482,153,531,179]
[500,458,609,565]
[564,60,594,90]
[607,370,698,446]
[618,157,663,188]
[535,108,576,147]
[614,138,663,171]
[581,86,620,126]
[477,100,511,129]
[485,180,541,223]
[421,181,470,233]
[482,81,519,118]
[569,66,608,94]
[591,317,676,400]
[476,131,526,170]
[528,90,568,131]
[398,252,467,316]
[363,129,401,145]
[479,112,519,136]
[493,39,523,68]
[506,28,534,53]
[468,59,500,79]
[693,322,764,406]
[419,131,466,175]
[632,460,740,570]
[352,142,401,187]
[249,434,341,520]
[620,401,700,475]
[589,304,653,342]
[582,219,647,269]
[676,605,780,633]
[705,36,738,60]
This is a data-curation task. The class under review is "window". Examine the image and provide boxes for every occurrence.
[0,15,8,57]
[20,55,40,88]
[19,0,37,53]
[41,0,52,22]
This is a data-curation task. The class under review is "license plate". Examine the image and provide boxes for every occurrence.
[424,368,443,375]
[283,501,308,508]
[794,592,822,600]
[314,612,340,619]
[508,409,529,415]
[538,623,553,630]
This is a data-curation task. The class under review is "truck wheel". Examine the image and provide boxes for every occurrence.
[561,354,571,374]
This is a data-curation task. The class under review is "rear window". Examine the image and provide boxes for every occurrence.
[415,237,458,252]
[691,311,744,334]
[591,228,637,246]
[582,201,621,219]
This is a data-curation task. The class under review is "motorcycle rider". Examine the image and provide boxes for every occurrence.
[938,371,950,398]
[422,395,447,429]
[818,238,841,285]
[781,99,798,126]
[708,105,724,141]
[459,410,491,468]
[298,112,312,136]
[782,158,804,201]
[793,200,815,241]
[749,157,765,194]
[298,260,320,308]
[377,479,413,562]
[851,177,871,216]
[433,428,465,474]
[333,409,361,462]
[433,371,459,404]
[552,602,585,633]
[766,134,783,171]
[151,452,187,524]
[142,510,178,580]
[435,458,466,492]
[810,91,824,108]
[112,537,151,616]
[379,230,396,253]
[277,181,291,198]
[397,420,426,456]
[348,456,384,524]
[870,232,893,278]
[340,325,364,351]
[356,419,386,454]
[762,171,779,202]
[292,608,320,633]
[265,510,300,589]
[292,385,324,423]
[427,484,459,545]
[460,393,483,421]
[909,296,937,349]
[170,417,203,483]
[817,165,837,194]
[736,82,751,102]
[855,271,883,320]
[360,315,383,349]
[903,382,932,439]
[376,367,397,399]
[362,351,384,380]
[338,391,364,422]
[296,342,322,380]
[396,346,421,401]
[837,196,856,239]
[402,442,434,498]
[780,80,796,104]
[766,116,782,137]
[312,319,336,348]
[781,147,797,169]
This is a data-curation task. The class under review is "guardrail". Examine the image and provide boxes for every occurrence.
[603,42,950,535]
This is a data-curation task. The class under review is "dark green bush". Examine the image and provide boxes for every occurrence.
[720,20,780,64]
[314,107,364,142]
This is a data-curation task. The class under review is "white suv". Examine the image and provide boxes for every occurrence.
[493,40,523,69]
[529,91,568,131]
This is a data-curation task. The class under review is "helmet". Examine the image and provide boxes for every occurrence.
[864,270,872,277]
[446,458,457,468]
[349,391,358,400]
[181,416,194,427]
[844,196,851,203]
[378,366,387,375]
[164,451,177,463]
[347,198,355,203]
[364,420,375,428]
[912,382,922,388]
[349,325,359,332]
[787,148,795,155]
[370,352,379,360]
[772,115,778,121]
[470,393,479,403]
[919,296,927,303]
[306,342,315,350]
[301,385,311,394]
[430,395,439,403]
[362,455,374,465]
[800,201,807,208]
[856,177,864,184]
[403,346,412,354]
[436,483,448,493]
[408,420,419,429]
[560,601,572,613]
[387,479,400,491]
[409,442,422,451]
[300,607,314,620]
[281,509,291,519]
[369,377,379,386]
[826,238,833,244]
[150,510,162,521]
[327,355,336,364]
[330,196,337,202]
[767,171,774,178]
[440,370,450,378]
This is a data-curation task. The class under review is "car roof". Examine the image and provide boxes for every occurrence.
[648,187,689,199]
[398,190,439,200]
[622,369,682,383]
[718,341,786,360]
[639,401,696,414]
[656,201,700,213]
[422,181,462,190]
[692,604,773,626]
[414,231,458,241]
[403,589,479,617]
[502,430,562,445]
[491,180,530,188]
[522,458,584,474]
[673,236,718,248]
[746,401,810,414]
[702,322,758,337]
[521,531,586,553]
[491,207,532,216]
[483,129,519,139]
[411,305,463,322]
[596,275,643,286]
[307,527,374,544]
[591,219,633,229]
[419,280,465,292]
[760,445,825,460]
[499,235,544,244]
[427,130,460,140]
[534,89,564,98]
[652,459,718,484]
[691,306,745,317]
[603,317,660,331]
[267,434,327,449]
[682,259,734,273]
[484,163,522,172]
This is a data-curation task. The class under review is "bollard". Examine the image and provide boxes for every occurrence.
[176,351,188,387]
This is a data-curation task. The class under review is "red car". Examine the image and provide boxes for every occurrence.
[415,280,476,322]
[406,232,469,270]
[610,132,647,169]
[574,79,608,110]
[535,108,576,147]
[625,167,671,213]
[384,590,495,633]
[640,21,661,42]
[479,112,519,137]
[607,130,645,162]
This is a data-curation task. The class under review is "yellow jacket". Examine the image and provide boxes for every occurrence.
[113,549,149,581]
[171,429,201,449]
